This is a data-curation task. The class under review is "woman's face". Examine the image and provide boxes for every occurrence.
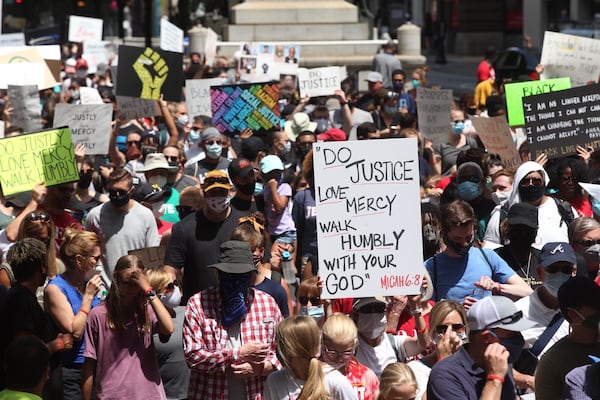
[492,175,512,193]
[117,267,142,301]
[558,166,578,197]
[81,246,101,273]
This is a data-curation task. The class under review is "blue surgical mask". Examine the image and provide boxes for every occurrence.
[457,181,481,201]
[592,198,600,216]
[205,143,222,159]
[253,182,263,196]
[544,271,571,297]
[300,305,325,320]
[452,122,465,135]
[412,79,421,88]
[189,129,201,143]
[177,114,189,126]
[384,105,397,114]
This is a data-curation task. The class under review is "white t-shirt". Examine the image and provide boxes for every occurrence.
[407,359,431,400]
[264,365,357,400]
[355,334,407,378]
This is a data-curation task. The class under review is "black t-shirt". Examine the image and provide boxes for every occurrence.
[495,246,542,290]
[230,196,257,214]
[164,207,245,303]
[183,157,231,182]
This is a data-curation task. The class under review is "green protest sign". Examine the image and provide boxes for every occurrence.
[0,127,79,195]
[505,77,571,126]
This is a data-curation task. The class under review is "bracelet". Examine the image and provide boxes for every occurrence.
[79,309,89,316]
[144,287,154,296]
[410,308,423,316]
[416,327,427,334]
[487,374,505,384]
[56,337,64,351]
[495,283,502,294]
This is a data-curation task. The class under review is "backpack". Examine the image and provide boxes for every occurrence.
[499,197,574,228]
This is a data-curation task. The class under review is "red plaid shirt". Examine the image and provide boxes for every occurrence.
[184,286,283,400]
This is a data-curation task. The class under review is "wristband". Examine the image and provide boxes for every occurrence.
[416,327,427,334]
[56,337,64,351]
[495,283,502,294]
[487,374,505,384]
[144,287,154,296]
[79,308,89,316]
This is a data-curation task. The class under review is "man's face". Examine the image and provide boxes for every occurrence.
[47,183,75,209]
[204,187,229,199]
[127,133,142,149]
[368,81,382,94]
[163,147,180,166]
[572,227,600,275]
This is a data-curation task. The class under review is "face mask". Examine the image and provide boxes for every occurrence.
[78,172,93,189]
[443,232,474,257]
[315,118,330,134]
[384,105,397,114]
[494,333,525,364]
[592,199,600,216]
[300,305,325,320]
[544,271,571,297]
[452,122,465,135]
[148,175,168,188]
[508,227,537,248]
[159,286,182,309]
[219,272,251,327]
[583,244,600,264]
[412,79,421,88]
[393,82,404,92]
[237,182,256,196]
[205,196,230,213]
[519,185,545,203]
[205,143,222,160]
[109,191,130,208]
[168,161,179,168]
[253,182,263,196]
[71,90,80,100]
[457,181,482,201]
[357,313,387,339]
[189,129,201,143]
[177,114,189,126]
[279,141,292,154]
[491,191,510,206]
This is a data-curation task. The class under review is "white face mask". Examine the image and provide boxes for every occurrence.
[148,175,168,188]
[205,143,222,159]
[491,190,510,206]
[151,201,165,218]
[357,313,387,339]
[205,196,230,213]
[159,286,182,309]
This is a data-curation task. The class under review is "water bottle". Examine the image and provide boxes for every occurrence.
[281,251,296,284]
[97,285,108,301]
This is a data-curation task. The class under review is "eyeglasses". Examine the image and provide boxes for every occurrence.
[323,345,354,361]
[357,303,387,314]
[126,140,141,147]
[575,238,600,247]
[205,140,222,145]
[519,177,544,187]
[298,296,320,306]
[453,119,465,124]
[27,213,51,223]
[164,155,179,162]
[483,310,523,330]
[435,323,465,335]
[545,264,574,274]
[204,176,230,185]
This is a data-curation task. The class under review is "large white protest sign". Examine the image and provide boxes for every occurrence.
[313,139,425,299]
[116,96,160,120]
[80,87,104,104]
[53,104,112,154]
[204,28,218,67]
[297,67,341,98]
[540,31,600,87]
[160,19,184,53]
[185,78,221,117]
[0,62,46,90]
[7,85,42,133]
[470,116,521,169]
[0,33,25,47]
[417,87,453,146]
[68,16,103,43]
[82,40,109,74]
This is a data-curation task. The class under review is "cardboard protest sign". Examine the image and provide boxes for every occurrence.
[540,31,600,87]
[7,85,42,133]
[313,139,425,299]
[211,82,280,135]
[0,33,26,47]
[185,78,221,117]
[82,40,110,74]
[116,45,183,101]
[470,116,521,169]
[297,67,341,98]
[0,48,56,89]
[523,84,600,159]
[53,104,113,155]
[160,19,184,53]
[128,246,167,270]
[505,77,571,126]
[0,127,79,196]
[116,96,161,120]
[416,87,453,145]
[68,15,103,43]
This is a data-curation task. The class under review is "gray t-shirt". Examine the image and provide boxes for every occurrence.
[85,201,160,285]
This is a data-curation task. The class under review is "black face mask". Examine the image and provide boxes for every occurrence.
[508,226,537,248]
[519,185,545,203]
[236,182,256,196]
[443,233,474,257]
[109,191,130,208]
[78,172,93,189]
[296,145,312,162]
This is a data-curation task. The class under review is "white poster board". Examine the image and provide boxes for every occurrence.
[204,28,218,67]
[79,87,104,104]
[416,87,453,146]
[313,139,425,299]
[540,31,600,87]
[7,84,42,133]
[116,95,161,120]
[82,40,109,74]
[0,62,46,90]
[297,67,341,98]
[53,103,113,154]
[185,78,221,117]
[68,15,103,43]
[0,33,25,47]
[470,116,521,169]
[160,19,184,53]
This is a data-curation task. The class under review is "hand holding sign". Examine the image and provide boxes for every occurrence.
[133,48,169,100]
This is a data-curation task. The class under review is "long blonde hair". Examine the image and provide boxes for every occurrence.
[106,255,150,332]
[276,316,332,400]
[378,363,417,400]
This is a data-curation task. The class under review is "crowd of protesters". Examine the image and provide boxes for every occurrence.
[0,38,598,400]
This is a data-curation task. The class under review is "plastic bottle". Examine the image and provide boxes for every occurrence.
[97,285,108,301]
[281,251,296,284]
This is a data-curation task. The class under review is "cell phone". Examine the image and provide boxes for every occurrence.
[399,98,408,109]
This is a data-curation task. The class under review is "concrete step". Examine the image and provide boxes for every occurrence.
[232,1,358,24]
[225,22,370,41]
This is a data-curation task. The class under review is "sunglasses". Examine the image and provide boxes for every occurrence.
[520,177,544,187]
[205,140,222,145]
[483,310,523,330]
[323,345,354,361]
[109,189,130,197]
[357,303,387,314]
[27,212,51,223]
[164,155,179,162]
[435,323,465,335]
[576,238,600,247]
[545,264,574,274]
[453,119,465,124]
[298,296,320,306]
[204,176,230,185]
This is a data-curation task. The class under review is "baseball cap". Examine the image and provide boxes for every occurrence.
[352,296,387,312]
[365,71,383,83]
[558,276,600,311]
[202,170,231,192]
[132,182,164,203]
[506,203,538,228]
[317,128,346,142]
[539,242,576,267]
[259,155,284,174]
[228,158,254,179]
[467,296,536,332]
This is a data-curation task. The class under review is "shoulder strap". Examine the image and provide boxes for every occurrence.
[386,333,401,361]
[552,197,575,227]
[529,312,564,356]
[433,255,439,301]
[478,247,494,276]
[499,203,509,225]
[270,269,282,284]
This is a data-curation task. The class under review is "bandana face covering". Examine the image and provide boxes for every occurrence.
[219,271,251,327]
